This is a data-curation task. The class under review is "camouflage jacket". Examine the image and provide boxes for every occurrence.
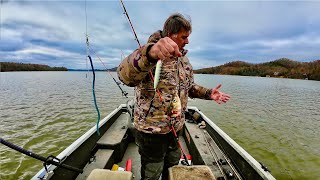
[117,31,212,134]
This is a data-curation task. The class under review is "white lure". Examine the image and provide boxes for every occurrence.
[154,60,162,90]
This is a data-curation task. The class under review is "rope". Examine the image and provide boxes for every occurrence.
[0,138,83,173]
[88,46,128,97]
[88,55,101,136]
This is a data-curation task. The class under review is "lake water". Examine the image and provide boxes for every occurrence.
[0,72,319,179]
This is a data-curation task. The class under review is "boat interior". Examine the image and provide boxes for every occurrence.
[36,103,274,180]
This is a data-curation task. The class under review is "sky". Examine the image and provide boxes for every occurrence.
[0,0,320,70]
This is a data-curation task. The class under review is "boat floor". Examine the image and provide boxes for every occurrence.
[76,110,237,180]
[117,135,189,180]
[35,107,274,180]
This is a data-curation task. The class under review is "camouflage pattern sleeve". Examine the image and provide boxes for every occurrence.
[117,43,156,87]
[188,69,212,100]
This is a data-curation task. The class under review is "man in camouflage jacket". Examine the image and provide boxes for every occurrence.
[117,13,230,180]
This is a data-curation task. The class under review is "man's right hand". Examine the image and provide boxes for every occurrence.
[148,37,182,60]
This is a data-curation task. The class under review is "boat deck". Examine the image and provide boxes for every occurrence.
[76,111,231,179]
[116,135,190,180]
[76,136,189,179]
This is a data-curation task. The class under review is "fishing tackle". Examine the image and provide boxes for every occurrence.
[154,60,162,90]
[119,0,163,102]
[0,138,83,173]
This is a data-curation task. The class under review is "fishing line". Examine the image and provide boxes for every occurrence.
[85,0,100,136]
[119,0,163,102]
[85,0,128,98]
[0,0,3,40]
[119,0,191,161]
[85,0,88,78]
[84,0,130,135]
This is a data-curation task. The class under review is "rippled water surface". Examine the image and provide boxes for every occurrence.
[1,72,319,179]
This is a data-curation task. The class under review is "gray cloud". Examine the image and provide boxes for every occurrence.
[1,1,319,69]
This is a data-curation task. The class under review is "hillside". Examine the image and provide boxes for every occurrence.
[0,62,68,72]
[194,58,320,81]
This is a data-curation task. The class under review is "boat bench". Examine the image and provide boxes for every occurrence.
[97,112,130,162]
[76,149,114,180]
[87,169,133,180]
[169,165,216,180]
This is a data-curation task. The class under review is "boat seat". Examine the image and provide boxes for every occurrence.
[168,165,216,180]
[87,169,133,180]
[97,112,130,162]
[76,149,114,180]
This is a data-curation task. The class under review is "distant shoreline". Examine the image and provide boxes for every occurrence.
[0,62,67,72]
[194,58,320,81]
[2,59,319,81]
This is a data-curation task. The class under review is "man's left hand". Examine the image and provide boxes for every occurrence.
[210,84,231,104]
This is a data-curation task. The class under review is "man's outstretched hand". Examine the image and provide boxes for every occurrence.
[210,84,231,104]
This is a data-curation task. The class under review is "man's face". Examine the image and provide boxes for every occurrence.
[169,29,190,50]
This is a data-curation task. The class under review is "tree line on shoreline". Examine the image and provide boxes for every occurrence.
[2,59,319,81]
[194,58,320,81]
[0,62,67,72]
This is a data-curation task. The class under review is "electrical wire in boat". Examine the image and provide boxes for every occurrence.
[88,55,101,136]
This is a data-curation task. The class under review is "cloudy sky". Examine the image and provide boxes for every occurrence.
[1,0,319,69]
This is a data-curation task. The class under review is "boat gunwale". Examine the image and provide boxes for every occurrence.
[188,106,275,180]
[31,104,126,180]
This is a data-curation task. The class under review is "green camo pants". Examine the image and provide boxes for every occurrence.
[136,131,181,180]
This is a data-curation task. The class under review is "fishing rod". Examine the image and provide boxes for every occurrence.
[119,0,190,166]
[0,138,83,173]
[85,0,128,98]
[119,0,163,101]
[119,0,141,48]
[171,126,190,166]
